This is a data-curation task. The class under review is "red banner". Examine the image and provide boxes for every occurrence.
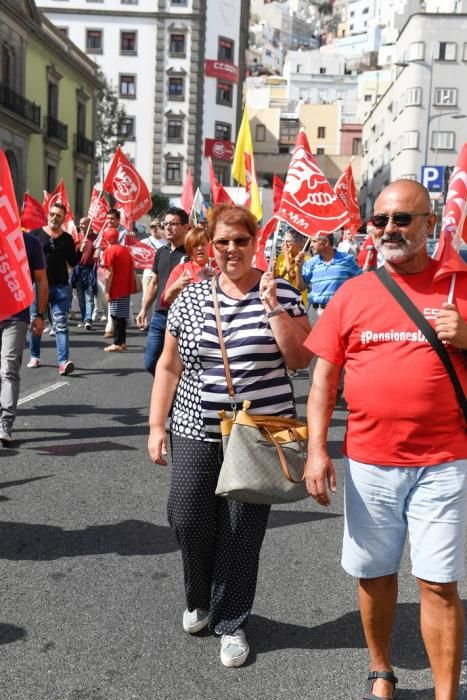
[205,59,239,83]
[334,163,362,234]
[21,193,47,231]
[273,174,285,213]
[278,129,349,237]
[103,146,152,220]
[204,138,235,162]
[0,149,34,321]
[180,168,194,215]
[88,185,110,230]
[125,238,156,270]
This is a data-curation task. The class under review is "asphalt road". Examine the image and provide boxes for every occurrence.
[1,316,467,700]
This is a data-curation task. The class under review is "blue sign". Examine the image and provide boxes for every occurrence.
[421,166,445,192]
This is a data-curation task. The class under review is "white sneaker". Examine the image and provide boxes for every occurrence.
[27,357,41,368]
[182,608,209,634]
[220,629,249,668]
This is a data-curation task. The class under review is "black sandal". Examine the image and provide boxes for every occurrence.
[363,670,398,699]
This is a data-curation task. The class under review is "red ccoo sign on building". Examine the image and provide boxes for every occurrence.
[205,59,239,84]
[204,138,236,161]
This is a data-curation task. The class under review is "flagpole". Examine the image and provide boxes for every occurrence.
[268,219,282,272]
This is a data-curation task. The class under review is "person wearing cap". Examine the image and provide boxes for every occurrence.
[139,220,167,330]
[101,228,135,352]
[299,232,362,326]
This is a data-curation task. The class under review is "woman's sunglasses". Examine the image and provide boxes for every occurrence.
[212,237,252,250]
[369,212,430,228]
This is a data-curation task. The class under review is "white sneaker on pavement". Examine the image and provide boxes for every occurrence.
[182,608,209,634]
[27,358,41,368]
[220,629,249,668]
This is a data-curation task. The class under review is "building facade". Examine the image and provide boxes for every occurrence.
[360,12,467,218]
[0,0,99,212]
[36,0,249,198]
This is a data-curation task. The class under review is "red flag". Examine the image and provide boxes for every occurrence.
[334,163,362,234]
[278,129,349,237]
[272,174,284,213]
[0,149,34,321]
[253,215,278,271]
[356,233,377,269]
[103,146,152,220]
[42,190,51,211]
[434,142,467,281]
[88,185,110,230]
[180,168,194,215]
[208,158,234,205]
[46,180,74,227]
[21,193,47,231]
[125,238,156,270]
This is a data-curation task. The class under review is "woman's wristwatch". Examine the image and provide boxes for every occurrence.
[266,304,285,319]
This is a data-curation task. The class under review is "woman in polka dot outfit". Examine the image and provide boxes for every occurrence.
[148,204,312,668]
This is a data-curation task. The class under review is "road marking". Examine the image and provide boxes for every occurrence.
[18,381,69,405]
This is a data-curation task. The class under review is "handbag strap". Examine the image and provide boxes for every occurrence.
[211,276,236,401]
[375,267,467,421]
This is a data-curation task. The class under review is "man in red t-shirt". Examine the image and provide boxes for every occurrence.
[304,180,467,699]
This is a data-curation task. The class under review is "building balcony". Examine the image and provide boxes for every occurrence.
[75,133,95,162]
[0,82,41,133]
[44,115,68,149]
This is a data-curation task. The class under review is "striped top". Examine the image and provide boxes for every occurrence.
[167,276,306,441]
[301,250,362,305]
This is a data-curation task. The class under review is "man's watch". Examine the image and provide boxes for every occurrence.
[35,312,45,320]
[266,304,286,319]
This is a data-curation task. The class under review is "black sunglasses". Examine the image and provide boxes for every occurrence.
[369,212,431,228]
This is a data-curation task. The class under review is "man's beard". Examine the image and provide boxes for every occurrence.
[374,230,427,263]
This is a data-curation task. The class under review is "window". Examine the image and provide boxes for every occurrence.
[215,121,231,141]
[405,87,422,106]
[171,0,188,4]
[352,138,362,155]
[362,6,369,13]
[296,64,301,73]
[364,94,372,102]
[170,33,186,56]
[47,164,56,193]
[216,81,233,106]
[256,124,266,142]
[218,37,234,62]
[121,31,137,55]
[319,67,326,74]
[407,41,424,61]
[434,42,457,61]
[434,87,457,106]
[463,43,467,61]
[86,29,102,53]
[119,74,136,98]
[120,116,135,139]
[58,27,69,38]
[214,164,229,186]
[401,130,419,149]
[77,102,86,135]
[166,161,182,183]
[316,147,325,155]
[279,118,299,152]
[317,126,326,138]
[48,82,58,118]
[432,131,455,150]
[121,0,138,4]
[168,76,184,99]
[167,117,183,142]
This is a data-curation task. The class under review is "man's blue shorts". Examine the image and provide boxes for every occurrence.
[342,457,467,583]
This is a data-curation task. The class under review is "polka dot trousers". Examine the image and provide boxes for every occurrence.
[168,433,270,635]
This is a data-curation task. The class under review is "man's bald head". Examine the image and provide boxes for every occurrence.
[375,179,432,212]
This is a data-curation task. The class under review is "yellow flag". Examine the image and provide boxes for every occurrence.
[231,106,262,221]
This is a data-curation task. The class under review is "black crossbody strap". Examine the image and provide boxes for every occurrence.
[375,267,467,421]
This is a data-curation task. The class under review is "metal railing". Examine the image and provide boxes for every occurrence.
[75,133,95,159]
[0,83,41,128]
[44,115,68,147]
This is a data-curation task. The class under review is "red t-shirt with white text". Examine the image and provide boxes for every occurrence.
[304,260,467,466]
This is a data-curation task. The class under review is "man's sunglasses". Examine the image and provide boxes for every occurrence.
[369,212,431,228]
[212,237,252,250]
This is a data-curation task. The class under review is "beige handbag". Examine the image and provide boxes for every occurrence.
[211,278,309,505]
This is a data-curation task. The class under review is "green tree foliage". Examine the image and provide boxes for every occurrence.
[150,193,170,217]
[95,68,126,178]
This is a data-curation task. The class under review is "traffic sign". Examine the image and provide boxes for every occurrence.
[421,166,445,191]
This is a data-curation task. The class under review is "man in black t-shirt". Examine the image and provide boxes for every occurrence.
[136,207,189,375]
[27,203,81,375]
